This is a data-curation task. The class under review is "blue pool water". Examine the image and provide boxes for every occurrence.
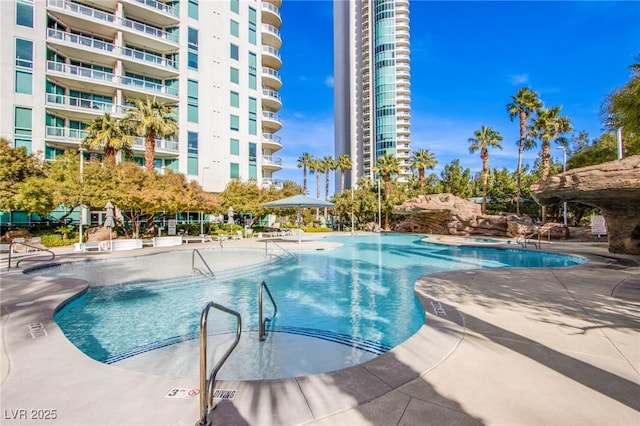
[50,234,586,379]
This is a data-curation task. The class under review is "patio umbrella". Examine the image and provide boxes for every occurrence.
[227,206,234,225]
[104,201,115,251]
[262,194,334,243]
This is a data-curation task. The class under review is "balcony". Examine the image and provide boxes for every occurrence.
[261,2,281,27]
[261,24,282,49]
[261,46,282,69]
[262,89,282,110]
[119,45,179,78]
[261,155,283,171]
[261,177,284,189]
[120,74,178,102]
[45,93,129,121]
[122,0,180,27]
[46,60,117,92]
[262,111,282,131]
[45,126,87,147]
[132,136,178,156]
[118,16,179,51]
[47,0,116,38]
[262,133,282,151]
[262,67,282,90]
[46,28,116,66]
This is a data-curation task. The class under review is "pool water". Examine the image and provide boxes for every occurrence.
[50,234,585,380]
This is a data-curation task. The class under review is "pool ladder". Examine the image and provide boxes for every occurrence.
[259,281,278,341]
[192,249,215,277]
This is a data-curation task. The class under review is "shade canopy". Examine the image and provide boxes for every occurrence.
[262,194,334,243]
[262,194,334,209]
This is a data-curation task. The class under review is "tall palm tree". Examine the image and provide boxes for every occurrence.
[529,106,572,181]
[308,157,322,199]
[336,154,352,192]
[373,153,400,230]
[82,113,134,167]
[297,152,313,194]
[126,97,178,172]
[322,155,336,201]
[506,87,542,215]
[409,148,438,189]
[468,125,503,214]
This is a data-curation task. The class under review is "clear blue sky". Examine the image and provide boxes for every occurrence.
[274,0,640,191]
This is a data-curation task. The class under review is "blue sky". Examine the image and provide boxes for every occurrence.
[274,1,640,191]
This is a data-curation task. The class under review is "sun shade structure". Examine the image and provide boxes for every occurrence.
[262,194,334,243]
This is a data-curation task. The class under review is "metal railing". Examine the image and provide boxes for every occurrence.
[258,281,277,341]
[7,242,55,269]
[192,249,214,277]
[198,302,241,426]
[262,239,296,260]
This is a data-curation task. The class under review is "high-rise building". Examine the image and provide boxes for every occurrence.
[334,0,411,190]
[0,0,283,193]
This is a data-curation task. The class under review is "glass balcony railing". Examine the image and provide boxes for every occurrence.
[119,16,179,43]
[47,0,115,24]
[120,45,178,69]
[121,75,178,97]
[261,2,280,19]
[47,28,115,54]
[45,126,88,141]
[262,133,282,144]
[133,136,178,152]
[262,46,281,59]
[45,93,131,115]
[262,67,281,81]
[262,24,281,38]
[261,155,282,166]
[47,60,115,83]
[132,0,179,17]
[262,89,281,102]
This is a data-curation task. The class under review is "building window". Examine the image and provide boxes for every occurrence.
[230,44,239,60]
[188,79,198,123]
[248,7,257,45]
[230,139,239,155]
[230,20,239,37]
[230,0,239,14]
[230,115,239,131]
[15,38,33,69]
[248,164,257,180]
[188,132,198,175]
[15,70,32,94]
[14,106,32,152]
[230,67,239,84]
[16,0,33,28]
[188,27,198,70]
[230,91,239,108]
[249,142,257,162]
[230,163,240,179]
[248,97,257,135]
[248,52,257,90]
[188,0,198,19]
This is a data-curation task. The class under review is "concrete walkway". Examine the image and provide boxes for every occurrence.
[1,236,638,425]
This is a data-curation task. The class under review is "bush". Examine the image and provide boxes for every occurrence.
[302,226,332,233]
[40,234,75,247]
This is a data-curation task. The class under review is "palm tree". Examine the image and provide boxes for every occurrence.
[529,106,572,181]
[126,97,178,172]
[308,157,322,199]
[468,125,503,214]
[506,87,542,215]
[322,156,336,201]
[336,154,352,192]
[82,114,134,167]
[410,148,438,189]
[373,153,400,230]
[297,152,313,194]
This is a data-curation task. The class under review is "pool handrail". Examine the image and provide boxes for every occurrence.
[198,302,241,426]
[262,239,296,260]
[192,249,215,277]
[258,281,278,341]
[7,242,55,269]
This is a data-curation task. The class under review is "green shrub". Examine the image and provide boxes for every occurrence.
[303,226,332,233]
[40,234,75,247]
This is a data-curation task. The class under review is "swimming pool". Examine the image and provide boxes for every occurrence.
[48,234,586,380]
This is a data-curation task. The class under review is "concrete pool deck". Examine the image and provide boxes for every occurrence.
[1,234,639,425]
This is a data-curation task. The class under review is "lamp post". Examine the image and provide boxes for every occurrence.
[199,166,211,236]
[617,127,624,160]
[556,146,568,227]
[377,178,381,231]
[78,147,85,245]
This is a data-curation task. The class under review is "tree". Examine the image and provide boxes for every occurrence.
[308,157,323,200]
[529,106,572,181]
[321,155,336,201]
[82,113,134,167]
[126,97,178,172]
[373,153,400,230]
[410,148,438,189]
[468,125,503,214]
[440,159,473,198]
[603,60,640,140]
[506,87,542,215]
[336,154,352,192]
[297,152,313,194]
[0,138,43,212]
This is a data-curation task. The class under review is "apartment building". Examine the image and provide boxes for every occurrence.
[334,0,411,189]
[0,0,283,193]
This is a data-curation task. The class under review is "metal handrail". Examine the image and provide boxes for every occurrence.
[258,281,278,341]
[263,239,296,260]
[198,302,241,426]
[8,242,55,269]
[192,249,214,277]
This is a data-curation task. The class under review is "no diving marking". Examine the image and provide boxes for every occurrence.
[430,301,447,316]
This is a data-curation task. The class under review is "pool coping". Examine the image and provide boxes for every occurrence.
[1,235,639,425]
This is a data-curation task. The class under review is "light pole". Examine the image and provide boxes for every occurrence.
[377,178,381,231]
[78,147,85,245]
[556,146,568,227]
[199,166,211,236]
[616,127,624,160]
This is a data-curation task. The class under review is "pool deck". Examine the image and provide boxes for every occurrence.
[1,233,639,425]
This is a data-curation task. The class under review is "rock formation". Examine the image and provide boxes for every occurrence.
[530,155,640,254]
[393,193,538,237]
